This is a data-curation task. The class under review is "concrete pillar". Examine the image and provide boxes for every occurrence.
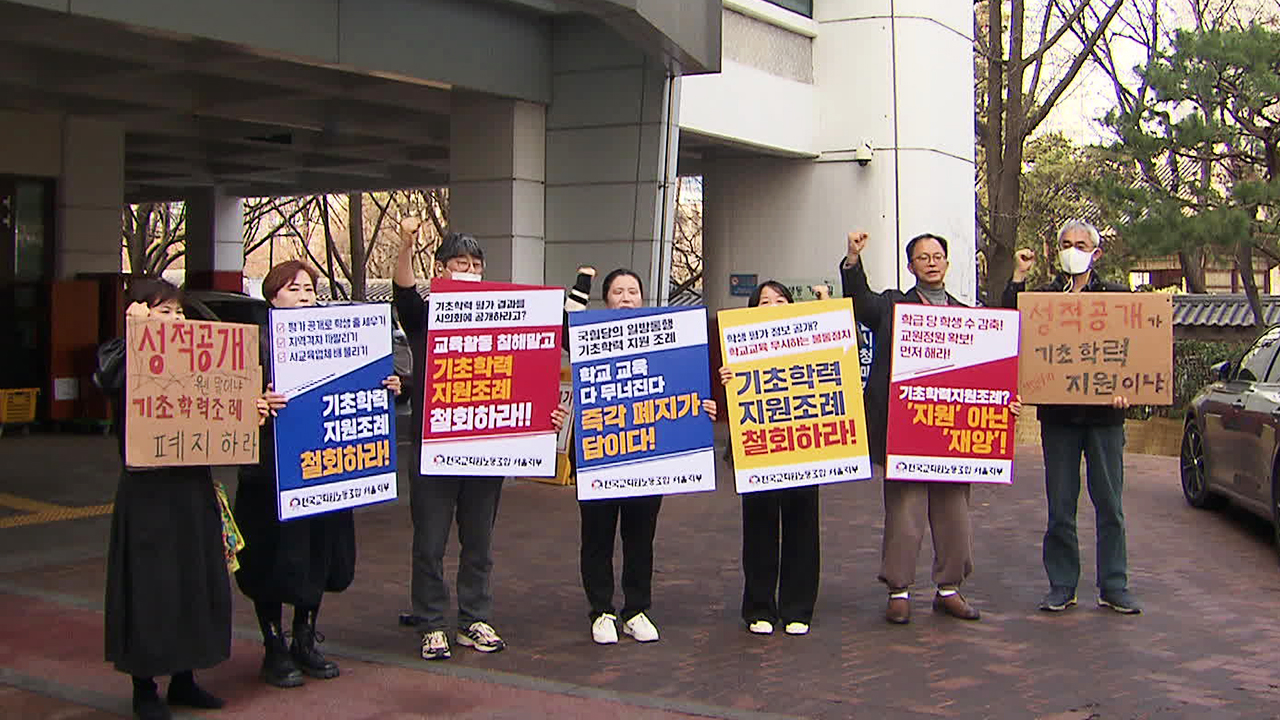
[56,117,125,279]
[544,17,681,303]
[185,188,244,292]
[449,92,546,285]
[702,4,975,310]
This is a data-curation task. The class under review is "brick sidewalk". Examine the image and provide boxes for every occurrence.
[3,438,1280,719]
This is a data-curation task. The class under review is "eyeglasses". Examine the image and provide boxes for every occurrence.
[446,257,484,272]
[912,254,946,265]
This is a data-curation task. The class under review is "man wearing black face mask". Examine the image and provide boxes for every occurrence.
[1001,220,1140,616]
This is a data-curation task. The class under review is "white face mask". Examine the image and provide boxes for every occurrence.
[1058,247,1095,276]
[451,271,482,282]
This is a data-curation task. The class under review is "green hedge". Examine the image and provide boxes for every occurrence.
[1137,339,1251,419]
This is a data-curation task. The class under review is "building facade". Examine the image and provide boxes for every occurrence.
[0,0,974,405]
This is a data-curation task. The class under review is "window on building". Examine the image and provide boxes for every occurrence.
[764,0,812,18]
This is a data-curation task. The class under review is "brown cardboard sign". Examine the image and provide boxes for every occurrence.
[125,318,262,467]
[1017,292,1173,405]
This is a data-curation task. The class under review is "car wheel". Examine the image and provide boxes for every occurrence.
[1180,422,1224,509]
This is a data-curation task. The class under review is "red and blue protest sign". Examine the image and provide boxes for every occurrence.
[569,306,716,500]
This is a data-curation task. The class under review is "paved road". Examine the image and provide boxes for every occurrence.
[2,432,1280,719]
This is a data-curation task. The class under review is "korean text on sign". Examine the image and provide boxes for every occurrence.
[270,303,398,520]
[886,304,1020,484]
[717,298,872,494]
[421,279,563,477]
[570,306,716,501]
[1017,292,1172,405]
[125,318,262,468]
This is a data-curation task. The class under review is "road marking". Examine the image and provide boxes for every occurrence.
[0,493,65,514]
[0,494,112,529]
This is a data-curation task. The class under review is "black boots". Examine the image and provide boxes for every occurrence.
[166,670,224,709]
[131,677,170,720]
[260,621,305,688]
[291,608,340,679]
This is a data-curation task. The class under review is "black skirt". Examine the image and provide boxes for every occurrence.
[104,467,232,678]
[232,467,356,608]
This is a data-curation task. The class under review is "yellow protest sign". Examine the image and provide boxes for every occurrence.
[718,298,872,493]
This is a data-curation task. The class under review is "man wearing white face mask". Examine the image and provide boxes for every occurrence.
[1000,220,1140,616]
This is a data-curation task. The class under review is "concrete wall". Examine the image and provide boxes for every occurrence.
[0,109,123,279]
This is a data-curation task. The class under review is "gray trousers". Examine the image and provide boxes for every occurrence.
[878,465,974,590]
[409,474,503,631]
[1040,422,1128,592]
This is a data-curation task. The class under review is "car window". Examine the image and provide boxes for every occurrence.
[1235,327,1280,382]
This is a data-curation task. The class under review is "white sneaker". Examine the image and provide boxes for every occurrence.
[591,614,619,644]
[748,620,774,635]
[784,622,810,636]
[621,612,659,642]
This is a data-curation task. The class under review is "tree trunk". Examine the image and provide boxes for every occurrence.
[1235,241,1266,331]
[1178,249,1207,294]
[348,192,366,301]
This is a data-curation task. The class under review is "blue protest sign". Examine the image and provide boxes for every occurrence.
[568,306,716,500]
[270,304,398,520]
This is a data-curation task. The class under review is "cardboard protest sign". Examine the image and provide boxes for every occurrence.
[1017,292,1172,405]
[421,279,563,476]
[125,318,261,467]
[569,306,716,500]
[886,304,1020,483]
[718,298,872,493]
[270,304,397,520]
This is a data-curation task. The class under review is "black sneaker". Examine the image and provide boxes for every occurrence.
[1098,588,1142,614]
[1038,586,1078,612]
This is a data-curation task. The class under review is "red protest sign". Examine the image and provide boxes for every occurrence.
[886,305,1020,484]
[419,279,563,476]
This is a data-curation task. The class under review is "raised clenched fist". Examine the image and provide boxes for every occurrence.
[125,301,151,319]
[400,216,422,237]
[1013,248,1036,281]
[847,231,869,260]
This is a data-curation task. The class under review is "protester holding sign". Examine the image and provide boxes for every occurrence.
[96,279,265,720]
[717,281,823,637]
[1000,220,1141,615]
[842,231,1021,625]
[395,218,569,662]
[567,268,717,645]
[235,261,402,689]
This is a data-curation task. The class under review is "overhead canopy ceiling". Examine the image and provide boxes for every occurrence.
[0,2,453,202]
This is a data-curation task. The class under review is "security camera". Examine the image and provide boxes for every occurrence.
[854,143,874,166]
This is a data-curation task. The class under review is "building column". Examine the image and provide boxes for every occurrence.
[56,117,125,279]
[185,188,244,292]
[702,5,975,310]
[449,93,546,285]
[544,16,681,303]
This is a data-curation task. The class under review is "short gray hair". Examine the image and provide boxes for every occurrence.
[1056,220,1102,248]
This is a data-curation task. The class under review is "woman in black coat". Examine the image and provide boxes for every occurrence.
[234,260,401,688]
[98,278,262,720]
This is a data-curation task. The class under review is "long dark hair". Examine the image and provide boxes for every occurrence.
[129,277,182,307]
[748,280,794,307]
[601,268,644,301]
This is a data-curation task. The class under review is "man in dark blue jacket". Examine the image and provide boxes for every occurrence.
[1001,220,1140,615]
